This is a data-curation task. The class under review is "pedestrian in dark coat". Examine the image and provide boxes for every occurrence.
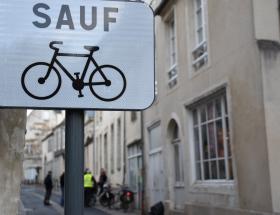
[44,171,53,206]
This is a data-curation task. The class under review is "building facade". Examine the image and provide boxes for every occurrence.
[93,111,125,185]
[40,111,64,187]
[84,111,95,174]
[143,0,280,214]
[93,110,143,208]
[24,110,61,183]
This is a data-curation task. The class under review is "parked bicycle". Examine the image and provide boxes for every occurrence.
[99,183,134,212]
[21,41,126,101]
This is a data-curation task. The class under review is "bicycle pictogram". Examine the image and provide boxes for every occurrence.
[21,41,127,101]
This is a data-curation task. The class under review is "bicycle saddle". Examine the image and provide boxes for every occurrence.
[84,46,99,52]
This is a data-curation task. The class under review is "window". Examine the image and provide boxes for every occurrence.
[127,143,142,208]
[192,93,233,181]
[127,144,142,191]
[110,124,115,174]
[192,0,208,70]
[166,10,178,89]
[148,123,165,203]
[117,118,122,171]
[96,111,102,125]
[99,111,102,123]
[55,130,59,151]
[131,111,137,122]
[26,144,32,154]
[170,123,184,183]
[48,136,54,152]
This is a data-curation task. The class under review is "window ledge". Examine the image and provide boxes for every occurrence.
[190,180,236,195]
[174,182,185,188]
[167,64,178,89]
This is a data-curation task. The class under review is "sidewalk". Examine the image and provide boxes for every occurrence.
[50,187,141,215]
[95,206,140,215]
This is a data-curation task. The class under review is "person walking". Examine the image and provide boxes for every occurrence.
[44,171,53,206]
[98,168,107,196]
[60,172,64,206]
[84,169,96,207]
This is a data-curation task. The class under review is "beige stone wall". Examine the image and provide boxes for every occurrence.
[184,204,280,215]
[85,119,94,173]
[0,109,26,214]
[125,111,141,146]
[94,111,125,185]
[145,0,274,213]
[258,42,280,213]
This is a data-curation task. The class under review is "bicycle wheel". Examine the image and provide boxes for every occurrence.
[89,65,126,102]
[99,194,109,207]
[21,62,61,100]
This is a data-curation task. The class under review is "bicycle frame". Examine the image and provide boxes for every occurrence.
[44,49,108,84]
[21,41,126,101]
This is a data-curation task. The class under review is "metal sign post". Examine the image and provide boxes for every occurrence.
[65,110,84,215]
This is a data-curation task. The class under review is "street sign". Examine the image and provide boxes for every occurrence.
[0,0,154,110]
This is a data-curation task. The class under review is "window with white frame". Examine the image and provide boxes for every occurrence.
[171,122,184,184]
[48,135,54,152]
[127,143,142,193]
[131,111,137,122]
[99,111,103,122]
[192,0,208,70]
[192,93,233,181]
[166,10,178,89]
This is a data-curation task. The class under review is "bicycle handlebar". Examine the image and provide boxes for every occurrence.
[49,41,63,50]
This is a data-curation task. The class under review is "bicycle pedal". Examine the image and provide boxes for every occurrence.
[78,94,84,98]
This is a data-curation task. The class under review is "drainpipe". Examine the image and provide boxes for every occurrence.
[140,110,146,215]
[122,111,127,185]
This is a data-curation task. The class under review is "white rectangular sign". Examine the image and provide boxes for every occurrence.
[0,0,154,110]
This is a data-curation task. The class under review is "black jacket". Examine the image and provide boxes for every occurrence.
[60,173,64,188]
[44,174,53,190]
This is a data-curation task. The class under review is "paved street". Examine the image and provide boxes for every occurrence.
[20,185,126,215]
